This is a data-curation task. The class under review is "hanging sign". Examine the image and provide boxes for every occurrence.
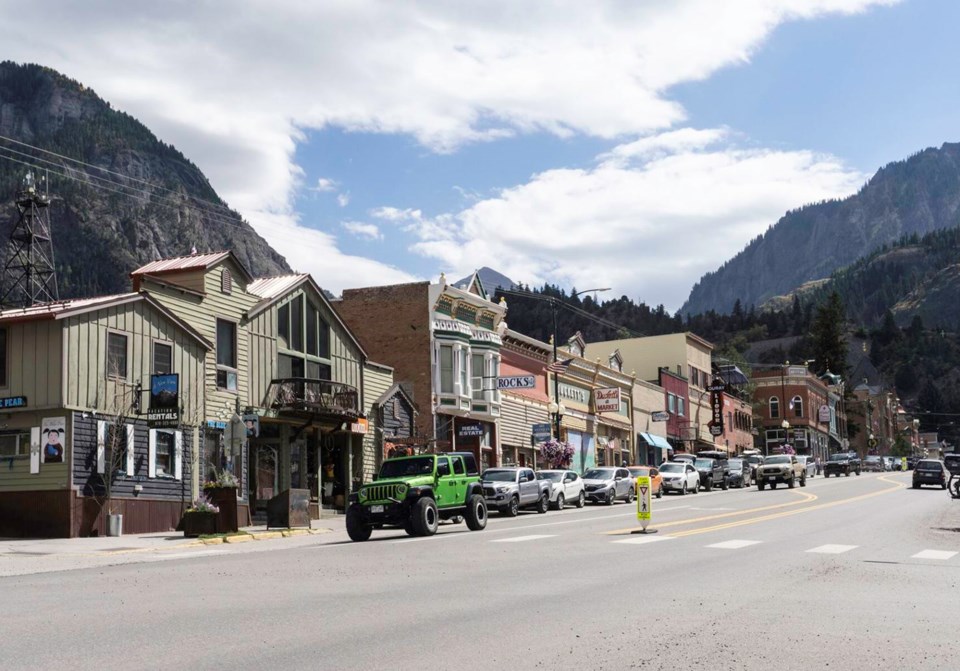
[709,385,724,436]
[818,404,831,423]
[531,423,552,443]
[651,411,669,422]
[148,374,180,428]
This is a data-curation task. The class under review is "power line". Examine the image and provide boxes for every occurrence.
[496,287,644,339]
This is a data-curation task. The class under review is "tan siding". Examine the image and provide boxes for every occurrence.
[500,396,550,448]
[362,364,393,481]
[0,319,62,409]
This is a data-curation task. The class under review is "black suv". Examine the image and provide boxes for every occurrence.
[824,452,861,477]
[694,457,727,492]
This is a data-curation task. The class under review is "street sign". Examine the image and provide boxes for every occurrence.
[497,375,536,390]
[868,437,879,448]
[635,475,652,532]
[531,422,552,443]
[651,411,669,422]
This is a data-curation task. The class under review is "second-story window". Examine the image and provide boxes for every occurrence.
[471,352,485,401]
[107,332,128,379]
[667,393,676,413]
[216,319,237,390]
[458,348,468,395]
[792,395,804,418]
[769,396,780,418]
[439,344,454,394]
[677,397,685,417]
[153,342,173,374]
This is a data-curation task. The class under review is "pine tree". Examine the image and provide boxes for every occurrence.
[811,291,848,377]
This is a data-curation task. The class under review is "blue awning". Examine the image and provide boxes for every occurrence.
[639,432,671,450]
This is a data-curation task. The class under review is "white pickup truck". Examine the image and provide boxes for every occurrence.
[480,467,551,516]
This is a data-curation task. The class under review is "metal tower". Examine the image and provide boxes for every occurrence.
[1,172,59,308]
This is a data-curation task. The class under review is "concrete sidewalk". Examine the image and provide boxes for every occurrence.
[0,519,343,560]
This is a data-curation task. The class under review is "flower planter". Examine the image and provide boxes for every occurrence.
[204,486,239,533]
[182,511,219,537]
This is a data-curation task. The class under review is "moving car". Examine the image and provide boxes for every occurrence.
[864,455,885,472]
[583,467,636,505]
[796,455,816,479]
[658,461,699,495]
[824,452,861,477]
[757,454,806,489]
[627,465,664,498]
[537,469,586,509]
[694,457,727,492]
[726,458,752,488]
[912,459,948,489]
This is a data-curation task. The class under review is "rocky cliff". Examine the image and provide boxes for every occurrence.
[681,143,960,316]
[0,62,289,300]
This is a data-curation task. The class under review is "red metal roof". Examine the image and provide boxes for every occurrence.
[247,274,309,300]
[130,251,231,276]
[0,293,140,321]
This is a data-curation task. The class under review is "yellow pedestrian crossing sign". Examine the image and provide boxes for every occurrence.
[636,475,651,523]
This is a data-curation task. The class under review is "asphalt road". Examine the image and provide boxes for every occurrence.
[3,471,959,670]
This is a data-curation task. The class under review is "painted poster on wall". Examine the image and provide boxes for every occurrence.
[40,416,66,463]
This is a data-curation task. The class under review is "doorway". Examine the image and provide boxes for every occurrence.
[251,445,279,514]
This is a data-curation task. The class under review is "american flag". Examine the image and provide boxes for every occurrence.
[546,358,574,373]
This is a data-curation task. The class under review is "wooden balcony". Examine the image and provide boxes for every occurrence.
[266,378,360,418]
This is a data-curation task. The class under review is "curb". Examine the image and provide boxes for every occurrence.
[224,534,253,544]
[249,531,283,541]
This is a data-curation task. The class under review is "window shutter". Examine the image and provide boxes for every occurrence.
[96,421,107,474]
[222,268,233,294]
[30,427,40,474]
[174,431,183,480]
[148,429,157,478]
[125,424,135,474]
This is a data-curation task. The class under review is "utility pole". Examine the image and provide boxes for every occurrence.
[1,172,59,308]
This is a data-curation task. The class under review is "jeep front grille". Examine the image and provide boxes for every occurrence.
[363,483,406,502]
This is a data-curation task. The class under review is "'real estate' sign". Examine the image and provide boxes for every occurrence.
[458,424,485,437]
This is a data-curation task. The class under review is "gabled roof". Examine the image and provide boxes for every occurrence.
[463,270,487,301]
[0,292,212,350]
[247,273,368,359]
[374,382,418,412]
[130,250,254,283]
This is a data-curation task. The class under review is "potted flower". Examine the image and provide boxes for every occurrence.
[182,494,220,537]
[539,439,575,469]
[203,469,240,533]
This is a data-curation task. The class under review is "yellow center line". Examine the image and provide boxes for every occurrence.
[605,489,816,536]
[668,474,906,538]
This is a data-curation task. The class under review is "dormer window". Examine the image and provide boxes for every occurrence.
[221,268,233,294]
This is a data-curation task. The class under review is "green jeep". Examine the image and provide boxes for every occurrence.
[346,452,487,541]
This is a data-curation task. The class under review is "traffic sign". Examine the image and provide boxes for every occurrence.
[868,437,879,448]
[636,475,652,532]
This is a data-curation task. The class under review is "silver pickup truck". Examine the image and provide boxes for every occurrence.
[481,467,551,517]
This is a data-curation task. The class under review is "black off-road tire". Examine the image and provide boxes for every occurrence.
[704,480,712,492]
[411,497,439,536]
[721,479,728,491]
[404,518,418,536]
[788,476,796,489]
[537,493,549,514]
[770,482,777,490]
[346,504,372,542]
[465,494,488,531]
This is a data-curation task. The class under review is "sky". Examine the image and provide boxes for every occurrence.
[3,0,960,313]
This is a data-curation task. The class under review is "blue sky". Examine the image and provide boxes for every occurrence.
[6,1,959,311]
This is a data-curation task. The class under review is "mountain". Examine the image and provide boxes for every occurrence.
[454,266,516,297]
[681,143,960,316]
[0,62,289,301]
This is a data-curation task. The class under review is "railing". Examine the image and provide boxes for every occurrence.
[266,378,360,417]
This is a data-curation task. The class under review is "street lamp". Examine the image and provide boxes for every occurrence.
[781,419,791,452]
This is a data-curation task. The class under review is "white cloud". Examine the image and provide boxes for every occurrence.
[314,177,338,192]
[337,192,351,208]
[342,221,383,241]
[0,0,898,292]
[403,130,866,311]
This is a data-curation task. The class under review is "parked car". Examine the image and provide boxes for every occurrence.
[906,456,919,470]
[537,469,586,509]
[796,455,816,479]
[726,458,752,488]
[670,453,698,465]
[626,465,664,498]
[864,455,885,472]
[912,459,949,489]
[884,456,902,471]
[823,452,861,477]
[658,461,700,495]
[481,467,551,516]
[694,457,727,492]
[757,454,806,489]
[743,453,765,479]
[583,467,636,505]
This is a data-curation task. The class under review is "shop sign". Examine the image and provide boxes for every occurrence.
[147,409,180,429]
[497,375,536,390]
[531,423,552,442]
[558,383,590,404]
[709,386,724,435]
[458,424,484,437]
[0,395,27,408]
[148,374,180,428]
[350,418,369,434]
[244,413,260,438]
[206,420,227,430]
[818,404,831,423]
[651,411,669,422]
[594,387,621,413]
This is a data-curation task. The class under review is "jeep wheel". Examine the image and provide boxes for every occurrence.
[625,488,635,504]
[404,518,417,536]
[537,493,549,514]
[411,497,439,536]
[576,491,586,508]
[553,493,565,510]
[346,504,372,542]
[503,496,520,517]
[721,479,728,491]
[845,471,851,477]
[465,494,488,531]
[704,480,712,492]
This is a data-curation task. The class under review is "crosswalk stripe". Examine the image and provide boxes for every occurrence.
[806,544,859,554]
[911,550,958,560]
[706,539,762,550]
[611,536,673,545]
[490,535,557,543]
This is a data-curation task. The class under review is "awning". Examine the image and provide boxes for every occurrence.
[639,432,671,451]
